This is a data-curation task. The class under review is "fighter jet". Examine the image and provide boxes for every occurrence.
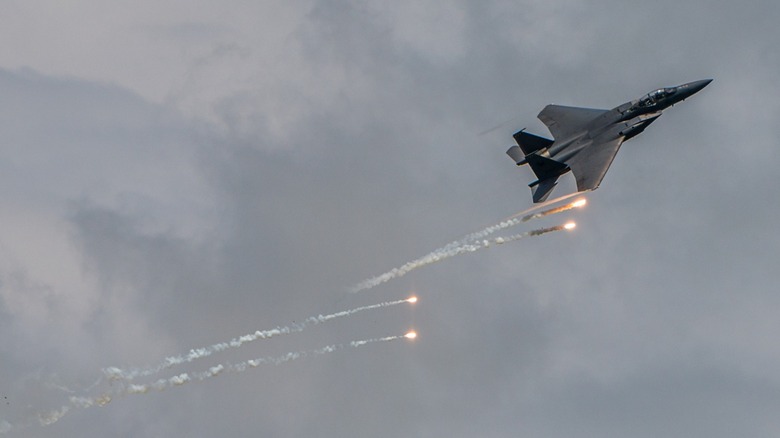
[507,79,712,202]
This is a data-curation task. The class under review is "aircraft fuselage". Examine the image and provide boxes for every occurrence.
[506,79,712,202]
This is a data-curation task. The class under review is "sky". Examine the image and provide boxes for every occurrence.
[1,0,780,436]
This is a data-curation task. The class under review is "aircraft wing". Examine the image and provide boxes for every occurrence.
[566,137,624,192]
[537,105,608,140]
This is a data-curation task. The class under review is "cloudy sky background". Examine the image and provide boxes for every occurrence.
[2,0,779,436]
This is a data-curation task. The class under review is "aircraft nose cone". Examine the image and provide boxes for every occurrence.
[685,79,713,95]
[676,79,712,100]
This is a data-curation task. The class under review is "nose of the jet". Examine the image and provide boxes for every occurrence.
[688,79,713,93]
[676,79,713,100]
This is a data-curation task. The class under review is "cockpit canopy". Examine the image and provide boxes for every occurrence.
[639,87,677,107]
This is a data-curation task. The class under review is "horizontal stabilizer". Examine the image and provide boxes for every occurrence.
[512,130,553,155]
[531,177,558,203]
[506,145,525,165]
[526,154,569,180]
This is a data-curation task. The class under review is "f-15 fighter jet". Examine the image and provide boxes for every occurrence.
[507,79,712,202]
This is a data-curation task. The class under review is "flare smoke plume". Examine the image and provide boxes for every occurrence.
[351,222,574,293]
[103,298,415,381]
[33,335,406,428]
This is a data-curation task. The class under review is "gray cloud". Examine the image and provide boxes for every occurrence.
[2,0,780,436]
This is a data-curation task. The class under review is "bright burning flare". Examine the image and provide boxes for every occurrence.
[404,331,417,340]
[564,222,577,230]
[407,296,418,304]
[572,198,587,208]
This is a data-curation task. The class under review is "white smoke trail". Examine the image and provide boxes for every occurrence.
[177,335,400,389]
[509,191,588,219]
[349,220,530,294]
[351,223,572,293]
[349,191,591,294]
[349,192,589,294]
[36,335,404,428]
[443,224,570,254]
[519,198,587,222]
[490,224,571,244]
[103,298,412,381]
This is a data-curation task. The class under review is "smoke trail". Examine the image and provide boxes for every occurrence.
[511,191,588,218]
[438,224,572,256]
[350,192,588,294]
[36,335,405,428]
[351,223,573,293]
[349,219,532,293]
[156,335,401,391]
[103,298,413,381]
[520,198,586,222]
[491,223,574,244]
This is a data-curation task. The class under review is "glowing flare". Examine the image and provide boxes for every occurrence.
[404,331,417,340]
[407,296,418,304]
[564,222,576,230]
[572,198,587,208]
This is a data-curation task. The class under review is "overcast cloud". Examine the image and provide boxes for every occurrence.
[2,1,780,436]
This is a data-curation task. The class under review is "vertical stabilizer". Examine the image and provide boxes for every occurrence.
[513,130,553,155]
